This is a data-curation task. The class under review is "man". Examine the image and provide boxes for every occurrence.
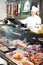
[20,6,41,33]
[19,6,41,42]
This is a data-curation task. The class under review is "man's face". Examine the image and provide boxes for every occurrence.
[31,11,36,16]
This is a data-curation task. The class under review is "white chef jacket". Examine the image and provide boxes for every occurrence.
[20,15,41,32]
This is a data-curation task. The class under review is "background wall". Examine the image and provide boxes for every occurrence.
[40,0,43,24]
[0,0,7,20]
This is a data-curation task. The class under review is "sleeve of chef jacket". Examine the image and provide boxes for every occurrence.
[20,17,33,28]
[19,17,28,24]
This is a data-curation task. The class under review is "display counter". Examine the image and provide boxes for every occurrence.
[0,24,43,65]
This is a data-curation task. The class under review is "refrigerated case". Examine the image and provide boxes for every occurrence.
[0,23,43,65]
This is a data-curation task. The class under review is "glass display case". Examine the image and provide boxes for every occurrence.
[0,21,43,65]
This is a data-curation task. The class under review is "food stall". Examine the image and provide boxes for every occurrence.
[0,19,43,65]
[0,0,43,64]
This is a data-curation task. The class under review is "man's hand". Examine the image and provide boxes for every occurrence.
[27,26,32,30]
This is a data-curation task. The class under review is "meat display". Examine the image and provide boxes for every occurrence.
[0,25,43,65]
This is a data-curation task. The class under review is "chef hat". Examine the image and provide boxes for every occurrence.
[31,6,38,12]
